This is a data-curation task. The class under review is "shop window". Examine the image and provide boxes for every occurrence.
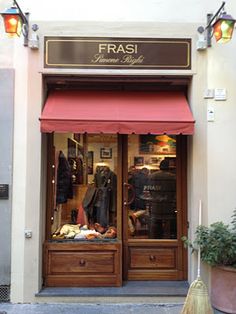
[127,134,177,239]
[50,133,117,241]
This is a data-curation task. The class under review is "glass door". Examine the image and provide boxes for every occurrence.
[127,134,177,240]
[123,134,187,281]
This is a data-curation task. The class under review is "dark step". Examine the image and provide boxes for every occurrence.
[36,281,189,297]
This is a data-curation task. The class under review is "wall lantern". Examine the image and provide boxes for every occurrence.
[0,0,29,46]
[212,13,235,44]
[197,2,235,49]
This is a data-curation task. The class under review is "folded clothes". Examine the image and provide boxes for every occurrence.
[74,229,100,239]
[60,224,81,235]
[52,223,117,240]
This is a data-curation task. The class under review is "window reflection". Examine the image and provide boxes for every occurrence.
[128,134,177,239]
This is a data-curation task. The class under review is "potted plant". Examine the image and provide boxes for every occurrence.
[182,210,236,313]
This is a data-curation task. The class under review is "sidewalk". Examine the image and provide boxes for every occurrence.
[0,303,183,314]
[0,302,226,314]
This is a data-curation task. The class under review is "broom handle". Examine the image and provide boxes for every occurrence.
[197,200,202,278]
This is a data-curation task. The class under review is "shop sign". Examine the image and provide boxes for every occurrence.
[44,37,191,70]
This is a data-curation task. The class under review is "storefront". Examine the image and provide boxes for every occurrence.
[39,37,194,287]
[2,0,236,304]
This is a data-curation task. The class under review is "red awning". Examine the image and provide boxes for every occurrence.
[40,90,195,134]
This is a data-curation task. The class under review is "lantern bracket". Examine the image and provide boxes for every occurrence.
[205,2,226,47]
[14,0,29,46]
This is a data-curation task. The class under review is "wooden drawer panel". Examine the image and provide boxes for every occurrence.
[44,241,122,286]
[130,247,176,269]
[49,251,114,274]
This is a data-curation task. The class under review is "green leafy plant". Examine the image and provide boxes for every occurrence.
[182,209,236,268]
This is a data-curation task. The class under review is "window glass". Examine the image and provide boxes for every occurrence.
[127,134,177,239]
[50,133,117,241]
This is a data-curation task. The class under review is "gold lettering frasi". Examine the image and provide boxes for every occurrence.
[121,55,144,65]
[98,43,138,54]
[91,53,119,63]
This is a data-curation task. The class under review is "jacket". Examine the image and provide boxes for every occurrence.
[56,151,73,204]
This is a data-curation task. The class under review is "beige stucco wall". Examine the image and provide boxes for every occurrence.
[2,0,236,303]
[207,42,236,224]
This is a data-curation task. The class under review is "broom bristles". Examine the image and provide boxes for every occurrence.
[181,277,213,314]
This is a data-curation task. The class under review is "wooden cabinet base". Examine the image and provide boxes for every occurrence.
[44,241,122,287]
[126,241,185,280]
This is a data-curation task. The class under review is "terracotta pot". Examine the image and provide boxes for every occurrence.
[211,266,236,313]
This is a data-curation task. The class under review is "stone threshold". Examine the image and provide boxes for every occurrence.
[36,281,189,297]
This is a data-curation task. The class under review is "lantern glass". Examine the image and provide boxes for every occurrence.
[3,14,22,37]
[213,17,235,43]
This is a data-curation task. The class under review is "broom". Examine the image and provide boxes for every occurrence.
[181,200,213,314]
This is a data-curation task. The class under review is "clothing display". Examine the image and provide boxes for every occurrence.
[68,156,83,184]
[143,169,176,238]
[94,166,117,213]
[82,185,98,223]
[129,168,149,210]
[83,166,117,228]
[76,204,88,226]
[127,157,177,239]
[56,151,73,204]
[52,223,117,240]
[49,133,121,244]
[51,151,74,234]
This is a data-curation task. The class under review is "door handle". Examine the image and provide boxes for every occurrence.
[123,182,135,206]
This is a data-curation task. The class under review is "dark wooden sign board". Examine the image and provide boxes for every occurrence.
[44,37,191,70]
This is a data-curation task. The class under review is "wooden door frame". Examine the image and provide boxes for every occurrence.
[45,133,54,240]
[176,135,188,279]
[121,135,129,280]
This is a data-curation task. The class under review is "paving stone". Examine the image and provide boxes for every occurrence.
[0,302,228,314]
[0,303,183,314]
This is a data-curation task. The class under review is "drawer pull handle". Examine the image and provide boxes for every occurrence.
[149,255,156,262]
[79,259,86,266]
